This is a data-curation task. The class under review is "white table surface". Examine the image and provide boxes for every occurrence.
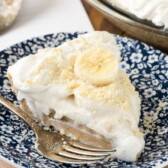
[0,0,93,167]
[0,0,93,50]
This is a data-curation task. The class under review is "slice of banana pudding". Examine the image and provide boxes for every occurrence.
[7,31,145,162]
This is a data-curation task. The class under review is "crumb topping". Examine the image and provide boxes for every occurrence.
[23,47,137,110]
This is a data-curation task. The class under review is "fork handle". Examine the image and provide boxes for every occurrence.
[0,95,41,132]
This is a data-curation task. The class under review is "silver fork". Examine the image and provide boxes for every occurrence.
[0,95,115,164]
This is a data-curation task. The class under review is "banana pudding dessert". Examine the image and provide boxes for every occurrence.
[7,31,145,162]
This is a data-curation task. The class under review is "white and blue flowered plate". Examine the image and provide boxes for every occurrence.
[0,32,168,168]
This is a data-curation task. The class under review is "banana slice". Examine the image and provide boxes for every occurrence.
[74,48,119,86]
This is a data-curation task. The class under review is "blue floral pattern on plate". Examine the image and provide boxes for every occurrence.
[0,32,168,168]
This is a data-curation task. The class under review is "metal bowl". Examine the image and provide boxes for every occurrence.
[0,0,23,33]
[88,0,168,53]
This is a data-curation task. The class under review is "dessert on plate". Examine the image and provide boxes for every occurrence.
[7,31,145,162]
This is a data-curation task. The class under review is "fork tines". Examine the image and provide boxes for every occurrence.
[51,141,116,164]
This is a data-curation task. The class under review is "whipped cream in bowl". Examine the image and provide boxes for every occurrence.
[107,0,168,29]
[8,31,145,162]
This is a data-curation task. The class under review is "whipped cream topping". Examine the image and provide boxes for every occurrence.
[108,0,168,29]
[8,31,145,162]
